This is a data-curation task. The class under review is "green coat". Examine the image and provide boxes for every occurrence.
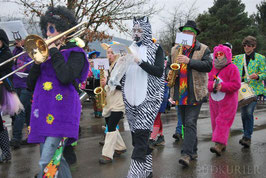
[233,53,266,96]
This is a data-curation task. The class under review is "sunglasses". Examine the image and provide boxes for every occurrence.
[48,25,55,34]
[215,52,224,57]
[243,44,253,47]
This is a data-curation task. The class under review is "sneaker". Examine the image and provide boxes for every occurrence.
[99,156,112,164]
[239,137,251,148]
[0,154,11,163]
[210,143,226,156]
[155,135,165,146]
[179,154,191,167]
[148,139,156,149]
[9,139,21,149]
[173,133,182,142]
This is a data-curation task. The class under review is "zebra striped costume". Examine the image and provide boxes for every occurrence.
[122,17,164,178]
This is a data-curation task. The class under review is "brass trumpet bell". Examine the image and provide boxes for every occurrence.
[24,35,49,64]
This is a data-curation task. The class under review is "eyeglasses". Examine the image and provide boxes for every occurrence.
[215,52,224,57]
[48,25,55,34]
[243,44,253,48]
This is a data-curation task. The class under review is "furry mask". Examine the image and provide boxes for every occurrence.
[132,16,152,45]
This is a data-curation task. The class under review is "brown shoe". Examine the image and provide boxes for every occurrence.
[239,137,251,148]
[99,156,112,164]
[210,143,226,156]
[179,154,191,167]
[113,149,127,157]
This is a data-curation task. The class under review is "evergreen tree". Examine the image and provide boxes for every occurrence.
[196,0,258,55]
[254,0,266,55]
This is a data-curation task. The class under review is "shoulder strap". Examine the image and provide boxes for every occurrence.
[243,54,250,82]
[215,63,232,78]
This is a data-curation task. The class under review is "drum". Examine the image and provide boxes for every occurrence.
[238,82,257,108]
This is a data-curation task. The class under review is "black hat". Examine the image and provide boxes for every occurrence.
[223,42,233,49]
[179,20,200,35]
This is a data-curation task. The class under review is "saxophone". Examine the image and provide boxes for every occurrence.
[167,44,183,87]
[94,65,106,109]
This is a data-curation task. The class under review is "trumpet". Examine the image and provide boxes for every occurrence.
[167,44,183,87]
[0,21,89,82]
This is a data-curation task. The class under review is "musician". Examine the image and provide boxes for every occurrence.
[10,36,33,149]
[233,36,266,148]
[27,6,89,177]
[98,43,126,164]
[166,20,212,167]
[122,17,165,177]
[208,44,241,156]
[0,29,16,163]
[88,50,102,118]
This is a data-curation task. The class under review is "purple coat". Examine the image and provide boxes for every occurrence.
[28,47,89,144]
[12,47,33,88]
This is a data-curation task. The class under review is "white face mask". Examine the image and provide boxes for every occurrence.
[132,24,144,43]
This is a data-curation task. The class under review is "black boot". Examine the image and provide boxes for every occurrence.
[0,128,11,163]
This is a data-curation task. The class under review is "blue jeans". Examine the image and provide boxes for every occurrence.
[175,105,182,134]
[38,137,72,178]
[241,101,257,139]
[12,88,32,141]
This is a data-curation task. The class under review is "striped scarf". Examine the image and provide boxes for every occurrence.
[177,44,194,105]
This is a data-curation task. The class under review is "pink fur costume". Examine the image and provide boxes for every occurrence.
[208,44,241,145]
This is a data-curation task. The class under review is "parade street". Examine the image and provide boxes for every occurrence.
[1,102,266,178]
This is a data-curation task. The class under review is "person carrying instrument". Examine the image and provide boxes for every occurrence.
[0,29,24,163]
[27,6,89,178]
[166,20,212,167]
[233,36,266,148]
[123,16,165,178]
[98,43,126,164]
[88,51,103,118]
[10,35,33,149]
[208,44,241,156]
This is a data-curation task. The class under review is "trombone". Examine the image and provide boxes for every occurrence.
[0,21,88,82]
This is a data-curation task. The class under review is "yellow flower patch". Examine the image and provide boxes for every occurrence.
[46,114,55,125]
[55,94,63,101]
[43,82,53,91]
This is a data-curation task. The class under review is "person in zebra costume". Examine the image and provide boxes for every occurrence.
[122,16,165,178]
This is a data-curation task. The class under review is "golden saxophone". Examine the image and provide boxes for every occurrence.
[94,67,106,109]
[167,44,183,87]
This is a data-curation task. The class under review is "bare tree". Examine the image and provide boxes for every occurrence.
[158,0,198,55]
[15,0,159,47]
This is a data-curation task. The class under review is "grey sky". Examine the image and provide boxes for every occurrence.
[1,0,263,40]
[113,0,263,40]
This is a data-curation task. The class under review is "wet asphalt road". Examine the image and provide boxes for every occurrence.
[0,102,266,178]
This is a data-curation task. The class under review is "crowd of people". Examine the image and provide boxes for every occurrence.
[0,5,265,178]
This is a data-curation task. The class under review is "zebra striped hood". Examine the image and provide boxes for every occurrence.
[133,17,154,47]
